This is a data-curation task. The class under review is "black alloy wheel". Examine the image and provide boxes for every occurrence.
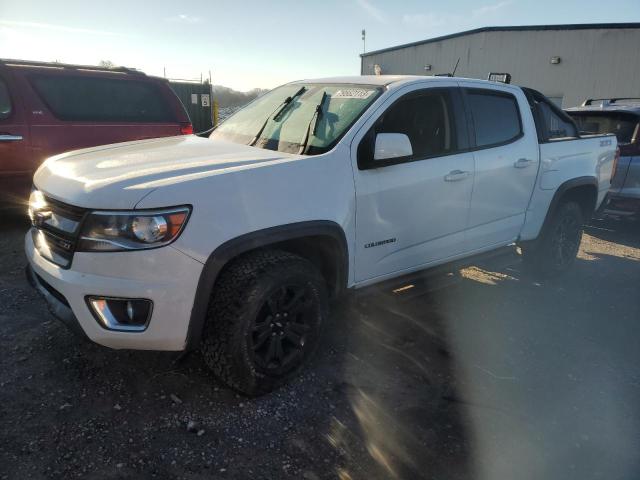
[250,284,314,374]
[201,250,327,396]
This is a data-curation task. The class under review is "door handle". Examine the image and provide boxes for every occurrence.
[514,158,533,168]
[0,134,23,142]
[444,170,471,182]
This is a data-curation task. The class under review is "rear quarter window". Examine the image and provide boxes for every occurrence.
[0,78,11,120]
[29,75,175,123]
[466,89,522,148]
[537,102,578,140]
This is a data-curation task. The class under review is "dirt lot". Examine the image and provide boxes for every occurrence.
[1,213,639,480]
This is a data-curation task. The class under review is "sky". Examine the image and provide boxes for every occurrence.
[0,0,637,91]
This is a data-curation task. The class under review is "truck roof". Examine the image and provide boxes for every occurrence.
[291,75,510,90]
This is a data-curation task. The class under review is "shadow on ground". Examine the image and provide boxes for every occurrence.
[585,217,640,249]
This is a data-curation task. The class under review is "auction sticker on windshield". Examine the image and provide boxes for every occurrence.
[333,89,375,99]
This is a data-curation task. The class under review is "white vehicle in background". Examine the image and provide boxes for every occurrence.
[25,76,616,395]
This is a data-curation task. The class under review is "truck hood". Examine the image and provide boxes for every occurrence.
[34,136,299,209]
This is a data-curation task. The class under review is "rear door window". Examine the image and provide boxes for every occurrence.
[0,78,11,120]
[30,75,174,123]
[465,89,522,148]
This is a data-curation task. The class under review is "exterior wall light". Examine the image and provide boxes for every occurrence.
[550,56,561,64]
[424,64,432,71]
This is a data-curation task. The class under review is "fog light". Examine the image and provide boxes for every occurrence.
[86,297,152,332]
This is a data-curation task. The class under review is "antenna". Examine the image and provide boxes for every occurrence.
[452,57,460,77]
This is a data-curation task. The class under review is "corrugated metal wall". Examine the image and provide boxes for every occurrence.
[361,28,640,107]
[169,81,214,133]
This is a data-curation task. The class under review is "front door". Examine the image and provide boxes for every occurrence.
[351,85,475,283]
[0,72,31,198]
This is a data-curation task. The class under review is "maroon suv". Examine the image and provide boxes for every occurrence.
[0,59,193,202]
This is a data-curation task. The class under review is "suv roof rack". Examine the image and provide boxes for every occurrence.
[582,98,640,107]
[0,58,146,76]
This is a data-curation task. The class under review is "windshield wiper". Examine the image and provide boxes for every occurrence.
[298,92,329,155]
[249,86,306,147]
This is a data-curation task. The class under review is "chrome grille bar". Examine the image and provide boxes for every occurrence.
[31,195,87,268]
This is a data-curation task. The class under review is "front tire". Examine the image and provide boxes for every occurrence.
[201,250,327,396]
[521,200,584,277]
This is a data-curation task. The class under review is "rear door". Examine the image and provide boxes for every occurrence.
[460,84,540,249]
[23,71,183,165]
[0,69,31,189]
[351,83,475,283]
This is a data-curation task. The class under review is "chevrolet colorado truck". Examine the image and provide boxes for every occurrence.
[25,76,617,395]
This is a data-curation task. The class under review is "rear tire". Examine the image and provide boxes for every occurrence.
[201,250,327,396]
[521,200,584,278]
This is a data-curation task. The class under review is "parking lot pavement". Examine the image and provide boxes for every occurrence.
[1,213,638,480]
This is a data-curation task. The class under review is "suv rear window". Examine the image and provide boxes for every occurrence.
[0,79,11,120]
[466,89,522,148]
[570,112,638,144]
[30,75,174,123]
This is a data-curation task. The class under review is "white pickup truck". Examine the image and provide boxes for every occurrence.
[26,76,616,395]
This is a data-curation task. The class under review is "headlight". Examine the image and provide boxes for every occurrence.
[28,189,47,221]
[77,207,190,252]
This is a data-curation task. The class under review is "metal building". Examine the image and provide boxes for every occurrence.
[360,23,640,107]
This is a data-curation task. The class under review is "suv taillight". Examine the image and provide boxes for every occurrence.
[180,123,194,135]
[611,146,620,183]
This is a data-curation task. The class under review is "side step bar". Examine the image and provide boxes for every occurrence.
[353,245,521,302]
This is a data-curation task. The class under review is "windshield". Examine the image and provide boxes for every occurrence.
[569,112,639,144]
[210,83,382,155]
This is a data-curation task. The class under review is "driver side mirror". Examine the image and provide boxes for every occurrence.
[374,133,413,161]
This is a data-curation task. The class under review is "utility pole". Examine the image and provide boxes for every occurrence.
[362,29,366,54]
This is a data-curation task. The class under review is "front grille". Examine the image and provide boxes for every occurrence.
[32,196,87,268]
[45,196,87,221]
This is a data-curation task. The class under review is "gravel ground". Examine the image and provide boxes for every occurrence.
[0,212,638,480]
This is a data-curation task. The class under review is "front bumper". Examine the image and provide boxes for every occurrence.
[26,264,89,341]
[606,155,640,216]
[25,229,204,350]
[603,194,640,217]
